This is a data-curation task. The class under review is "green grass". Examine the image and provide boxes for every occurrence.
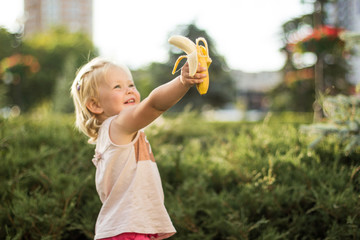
[0,111,359,239]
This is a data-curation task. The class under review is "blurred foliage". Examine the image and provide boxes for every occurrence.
[52,54,78,113]
[269,1,351,112]
[1,111,359,239]
[301,94,360,155]
[0,26,98,112]
[22,27,98,112]
[269,77,315,112]
[1,23,234,114]
[341,31,360,56]
[133,23,236,111]
[0,28,21,58]
[132,62,171,101]
[0,28,22,109]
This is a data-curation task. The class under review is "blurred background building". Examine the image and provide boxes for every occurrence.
[232,70,281,110]
[326,0,360,84]
[23,0,93,38]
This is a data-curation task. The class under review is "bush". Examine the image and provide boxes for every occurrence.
[0,114,98,239]
[301,94,360,155]
[1,112,359,239]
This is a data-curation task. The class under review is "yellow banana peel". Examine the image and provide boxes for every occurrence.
[168,35,212,95]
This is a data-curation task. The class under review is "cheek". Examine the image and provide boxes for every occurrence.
[136,91,141,102]
[97,88,110,104]
[99,92,119,109]
[99,93,110,106]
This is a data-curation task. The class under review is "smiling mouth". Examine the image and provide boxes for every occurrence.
[125,99,135,104]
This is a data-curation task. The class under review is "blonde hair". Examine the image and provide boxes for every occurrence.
[70,57,131,143]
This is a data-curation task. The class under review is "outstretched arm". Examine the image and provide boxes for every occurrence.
[111,63,207,144]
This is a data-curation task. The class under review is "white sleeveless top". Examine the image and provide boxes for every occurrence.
[92,116,176,240]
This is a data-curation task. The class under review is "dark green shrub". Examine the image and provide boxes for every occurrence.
[1,111,359,239]
[0,114,99,239]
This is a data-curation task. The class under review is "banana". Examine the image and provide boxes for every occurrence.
[169,35,212,95]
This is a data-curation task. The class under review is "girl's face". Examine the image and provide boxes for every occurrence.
[97,66,140,118]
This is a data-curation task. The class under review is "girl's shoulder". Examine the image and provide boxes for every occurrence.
[101,115,117,130]
[97,115,145,148]
[95,116,116,149]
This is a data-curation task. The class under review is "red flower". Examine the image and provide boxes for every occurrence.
[302,25,343,42]
[287,25,345,54]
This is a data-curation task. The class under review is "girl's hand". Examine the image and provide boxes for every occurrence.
[180,62,207,88]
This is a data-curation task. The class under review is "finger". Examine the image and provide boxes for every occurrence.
[192,73,207,79]
[182,62,189,70]
[180,62,189,74]
[197,66,207,73]
[192,78,204,84]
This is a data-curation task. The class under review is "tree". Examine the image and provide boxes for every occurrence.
[0,28,20,59]
[0,54,40,110]
[1,26,98,112]
[269,0,350,116]
[52,54,77,113]
[0,28,22,109]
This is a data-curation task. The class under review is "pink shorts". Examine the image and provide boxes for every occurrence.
[100,232,158,240]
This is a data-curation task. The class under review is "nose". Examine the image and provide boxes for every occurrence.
[126,87,134,94]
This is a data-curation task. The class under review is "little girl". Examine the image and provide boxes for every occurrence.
[71,57,206,240]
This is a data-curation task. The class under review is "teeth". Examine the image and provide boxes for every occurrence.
[128,99,135,103]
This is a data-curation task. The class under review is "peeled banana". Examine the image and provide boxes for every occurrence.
[168,35,212,95]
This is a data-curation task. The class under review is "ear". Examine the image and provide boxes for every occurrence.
[86,98,103,115]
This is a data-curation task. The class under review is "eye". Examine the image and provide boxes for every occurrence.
[129,84,135,88]
[114,85,121,89]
